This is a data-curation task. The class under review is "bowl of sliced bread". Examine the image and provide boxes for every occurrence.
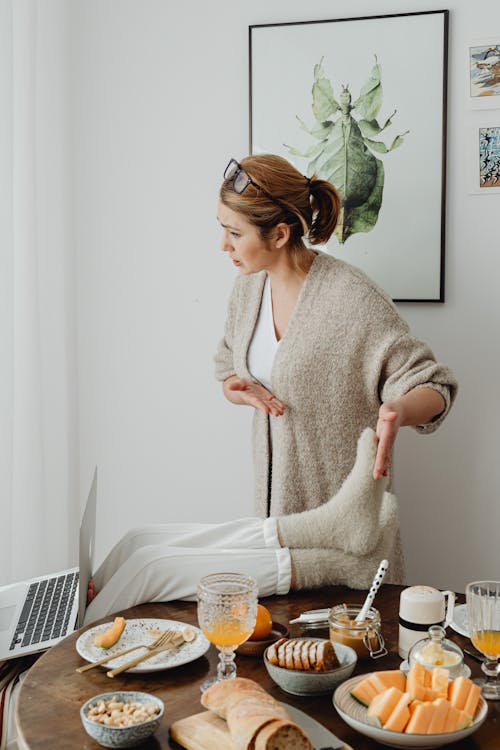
[264,637,357,696]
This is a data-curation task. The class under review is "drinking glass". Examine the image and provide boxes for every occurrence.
[466,580,500,700]
[197,572,258,692]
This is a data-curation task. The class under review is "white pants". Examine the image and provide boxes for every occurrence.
[84,518,292,624]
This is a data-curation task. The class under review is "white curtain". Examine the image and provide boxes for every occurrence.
[0,0,78,585]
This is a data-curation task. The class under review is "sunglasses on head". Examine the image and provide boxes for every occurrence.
[223,158,280,206]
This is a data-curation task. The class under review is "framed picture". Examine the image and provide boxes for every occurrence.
[466,39,500,109]
[468,125,500,194]
[250,11,448,302]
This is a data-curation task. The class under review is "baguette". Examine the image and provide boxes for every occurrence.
[201,676,268,719]
[254,719,314,750]
[265,638,340,672]
[226,698,291,750]
[201,677,313,750]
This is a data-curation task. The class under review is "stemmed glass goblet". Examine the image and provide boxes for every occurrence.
[466,580,500,700]
[197,572,258,692]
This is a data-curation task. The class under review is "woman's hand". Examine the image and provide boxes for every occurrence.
[373,387,446,479]
[374,402,402,479]
[224,376,285,417]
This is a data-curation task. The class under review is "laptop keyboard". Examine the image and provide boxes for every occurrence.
[9,571,79,651]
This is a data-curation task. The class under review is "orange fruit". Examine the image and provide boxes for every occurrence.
[249,604,273,641]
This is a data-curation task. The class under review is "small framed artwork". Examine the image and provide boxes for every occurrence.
[466,40,500,109]
[469,126,500,194]
[250,11,448,302]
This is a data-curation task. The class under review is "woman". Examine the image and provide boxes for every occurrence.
[86,428,398,622]
[215,154,457,578]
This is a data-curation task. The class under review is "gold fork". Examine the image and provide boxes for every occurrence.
[106,630,185,678]
[76,629,175,674]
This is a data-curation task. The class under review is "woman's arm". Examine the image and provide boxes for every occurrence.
[373,386,446,479]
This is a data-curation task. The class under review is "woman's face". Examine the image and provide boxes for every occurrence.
[217,201,273,275]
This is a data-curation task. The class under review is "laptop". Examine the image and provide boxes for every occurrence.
[0,469,97,661]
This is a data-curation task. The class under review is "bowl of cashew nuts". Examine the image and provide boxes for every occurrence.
[80,691,164,748]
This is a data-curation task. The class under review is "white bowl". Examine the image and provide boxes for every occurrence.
[264,640,357,696]
[333,674,488,749]
[80,691,164,748]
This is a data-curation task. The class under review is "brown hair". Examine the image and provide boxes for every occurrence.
[219,154,341,260]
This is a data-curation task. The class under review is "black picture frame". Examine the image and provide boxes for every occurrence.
[249,11,448,302]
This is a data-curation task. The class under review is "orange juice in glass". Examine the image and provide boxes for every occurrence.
[466,580,500,700]
[202,620,254,649]
[471,630,500,658]
[197,573,257,691]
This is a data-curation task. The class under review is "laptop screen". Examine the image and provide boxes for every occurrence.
[78,468,97,626]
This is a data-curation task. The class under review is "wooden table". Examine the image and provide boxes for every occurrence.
[15,585,499,749]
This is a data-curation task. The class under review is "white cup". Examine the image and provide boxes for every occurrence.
[398,585,455,659]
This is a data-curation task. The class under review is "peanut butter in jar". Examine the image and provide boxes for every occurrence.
[328,604,386,659]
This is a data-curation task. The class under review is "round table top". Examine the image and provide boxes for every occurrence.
[15,584,499,749]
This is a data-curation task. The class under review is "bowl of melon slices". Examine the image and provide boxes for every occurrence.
[333,662,487,748]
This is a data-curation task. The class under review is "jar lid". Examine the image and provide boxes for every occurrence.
[329,604,381,628]
[399,586,446,624]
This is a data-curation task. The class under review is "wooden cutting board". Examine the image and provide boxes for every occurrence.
[170,706,353,750]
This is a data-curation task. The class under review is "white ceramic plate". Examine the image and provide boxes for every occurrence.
[76,618,210,673]
[449,603,470,637]
[333,674,487,749]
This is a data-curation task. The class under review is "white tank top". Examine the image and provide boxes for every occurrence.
[247,274,279,392]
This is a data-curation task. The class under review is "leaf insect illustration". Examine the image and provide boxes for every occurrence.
[286,57,409,244]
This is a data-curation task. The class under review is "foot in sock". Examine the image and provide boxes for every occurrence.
[290,490,401,589]
[278,427,389,555]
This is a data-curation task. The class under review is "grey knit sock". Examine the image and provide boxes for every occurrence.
[278,427,389,555]
[290,496,401,590]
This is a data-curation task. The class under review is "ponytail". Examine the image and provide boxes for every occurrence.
[308,177,342,245]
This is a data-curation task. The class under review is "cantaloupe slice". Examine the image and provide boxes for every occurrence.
[376,669,407,692]
[409,699,424,716]
[94,616,126,648]
[367,687,404,727]
[383,691,411,732]
[405,701,434,734]
[431,667,449,699]
[448,675,472,711]
[463,682,481,719]
[456,708,473,731]
[442,702,472,732]
[350,673,390,706]
[427,698,450,734]
[423,687,438,701]
[350,679,378,706]
[406,662,428,701]
[423,667,433,688]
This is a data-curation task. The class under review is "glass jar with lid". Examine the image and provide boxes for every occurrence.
[408,625,464,678]
[328,604,387,659]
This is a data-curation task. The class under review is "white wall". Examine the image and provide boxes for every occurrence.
[71,0,500,592]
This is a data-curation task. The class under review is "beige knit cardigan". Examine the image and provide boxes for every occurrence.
[215,252,457,568]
